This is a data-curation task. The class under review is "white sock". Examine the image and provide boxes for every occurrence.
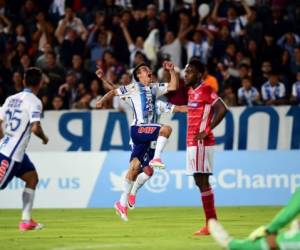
[22,188,35,221]
[130,172,151,196]
[119,179,133,207]
[154,136,168,159]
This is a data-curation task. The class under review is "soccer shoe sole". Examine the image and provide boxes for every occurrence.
[149,161,165,169]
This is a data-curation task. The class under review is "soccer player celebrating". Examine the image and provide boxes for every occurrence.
[209,187,300,250]
[127,100,187,209]
[0,67,49,231]
[184,58,228,235]
[96,61,178,221]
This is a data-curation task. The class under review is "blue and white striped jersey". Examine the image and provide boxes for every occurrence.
[238,86,259,106]
[0,89,42,162]
[292,81,300,101]
[261,81,285,101]
[116,82,169,125]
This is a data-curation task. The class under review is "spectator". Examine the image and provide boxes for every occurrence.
[290,71,300,105]
[8,71,23,95]
[184,28,213,65]
[261,71,286,105]
[35,43,55,69]
[222,85,237,107]
[41,51,65,97]
[120,20,145,68]
[89,79,105,109]
[87,29,112,71]
[212,0,251,42]
[32,11,54,52]
[238,77,260,106]
[160,31,182,68]
[203,67,219,93]
[69,54,92,88]
[255,60,272,90]
[277,31,300,58]
[55,7,88,42]
[58,70,80,109]
[51,94,64,110]
[291,47,300,75]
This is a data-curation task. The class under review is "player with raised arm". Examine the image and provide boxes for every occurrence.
[0,67,49,231]
[209,187,300,250]
[184,58,228,236]
[127,100,187,209]
[95,61,178,221]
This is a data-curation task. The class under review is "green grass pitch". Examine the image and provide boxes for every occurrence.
[0,206,281,250]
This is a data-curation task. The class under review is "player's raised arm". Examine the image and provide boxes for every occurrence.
[95,89,118,109]
[163,61,178,92]
[95,67,116,91]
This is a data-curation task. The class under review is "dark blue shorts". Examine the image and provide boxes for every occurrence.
[130,124,161,167]
[0,153,36,190]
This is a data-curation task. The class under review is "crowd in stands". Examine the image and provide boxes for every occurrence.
[0,0,300,110]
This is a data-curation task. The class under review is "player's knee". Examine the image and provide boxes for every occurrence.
[143,166,154,177]
[27,174,39,189]
[160,125,172,137]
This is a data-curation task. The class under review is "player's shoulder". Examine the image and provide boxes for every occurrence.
[201,82,214,92]
[27,92,41,102]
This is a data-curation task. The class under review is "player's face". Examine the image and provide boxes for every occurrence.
[138,66,152,85]
[184,65,200,87]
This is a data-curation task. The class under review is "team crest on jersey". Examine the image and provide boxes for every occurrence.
[188,102,198,108]
[138,127,157,134]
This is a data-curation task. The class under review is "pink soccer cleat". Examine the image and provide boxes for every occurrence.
[19,219,43,231]
[114,201,128,222]
[149,158,165,169]
[194,226,210,236]
[127,194,136,209]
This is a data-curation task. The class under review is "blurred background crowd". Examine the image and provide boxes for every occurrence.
[0,0,300,111]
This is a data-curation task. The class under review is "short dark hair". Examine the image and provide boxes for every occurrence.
[24,67,42,87]
[188,57,205,74]
[132,62,149,81]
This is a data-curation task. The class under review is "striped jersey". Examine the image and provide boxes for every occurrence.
[116,82,169,125]
[292,81,300,101]
[261,81,285,101]
[187,82,219,147]
[0,89,42,162]
[237,86,259,106]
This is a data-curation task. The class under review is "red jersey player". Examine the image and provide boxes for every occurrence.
[184,58,228,236]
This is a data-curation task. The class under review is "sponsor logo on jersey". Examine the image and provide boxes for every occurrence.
[138,127,157,134]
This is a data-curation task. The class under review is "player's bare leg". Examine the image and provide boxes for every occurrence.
[149,125,172,169]
[193,173,217,236]
[128,166,154,209]
[115,158,140,221]
[19,170,43,231]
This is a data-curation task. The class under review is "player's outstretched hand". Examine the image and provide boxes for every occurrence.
[43,136,49,145]
[163,61,175,71]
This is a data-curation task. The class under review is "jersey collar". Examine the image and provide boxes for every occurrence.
[23,88,32,93]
